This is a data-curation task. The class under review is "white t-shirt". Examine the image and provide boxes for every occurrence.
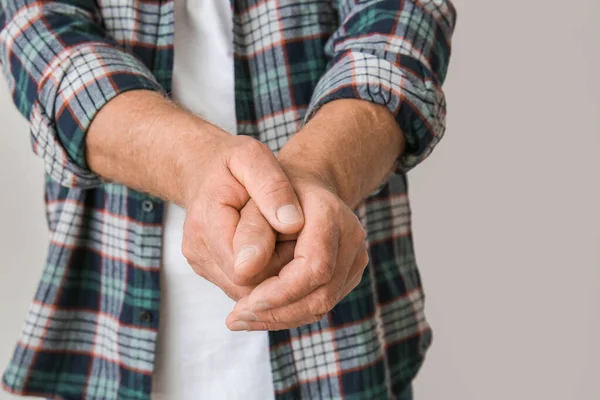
[150,1,274,399]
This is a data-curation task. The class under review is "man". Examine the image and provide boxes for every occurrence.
[0,0,456,398]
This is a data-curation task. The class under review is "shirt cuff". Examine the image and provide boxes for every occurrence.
[33,43,165,189]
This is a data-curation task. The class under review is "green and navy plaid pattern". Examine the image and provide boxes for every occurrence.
[0,0,456,398]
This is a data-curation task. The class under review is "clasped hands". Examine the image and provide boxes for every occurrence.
[87,93,395,331]
[178,130,369,332]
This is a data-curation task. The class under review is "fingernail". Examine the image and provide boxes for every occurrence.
[236,310,258,321]
[252,301,272,312]
[235,246,257,268]
[229,321,250,331]
[276,204,303,225]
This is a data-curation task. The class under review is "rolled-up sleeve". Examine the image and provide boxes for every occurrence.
[304,0,457,172]
[0,1,164,188]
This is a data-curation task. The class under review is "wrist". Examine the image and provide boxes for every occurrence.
[87,90,232,206]
[86,90,179,197]
[279,99,404,208]
[277,150,343,200]
[166,115,232,208]
[277,129,360,206]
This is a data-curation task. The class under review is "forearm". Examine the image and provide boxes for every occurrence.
[86,90,226,206]
[278,99,405,208]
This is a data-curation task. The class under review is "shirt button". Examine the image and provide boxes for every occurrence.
[141,199,154,213]
[140,310,153,323]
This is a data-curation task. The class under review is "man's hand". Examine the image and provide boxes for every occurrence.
[226,171,369,330]
[225,99,405,330]
[179,133,305,299]
[87,90,305,300]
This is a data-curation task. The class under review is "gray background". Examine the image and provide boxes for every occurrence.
[1,0,599,398]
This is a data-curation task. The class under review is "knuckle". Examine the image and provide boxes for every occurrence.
[310,313,326,324]
[259,322,278,331]
[237,221,269,238]
[205,180,247,209]
[349,272,363,292]
[191,262,213,281]
[233,135,253,148]
[257,178,293,202]
[356,226,367,243]
[181,242,194,262]
[327,213,343,234]
[262,309,280,323]
[326,202,343,221]
[230,274,255,287]
[181,238,210,265]
[358,249,370,268]
[240,137,269,156]
[346,211,364,231]
[309,258,335,287]
[280,285,298,305]
[183,209,204,237]
[216,183,246,206]
[353,274,363,289]
[237,208,271,233]
[223,289,241,302]
[239,287,253,299]
[193,266,209,281]
[310,290,337,315]
[225,285,251,302]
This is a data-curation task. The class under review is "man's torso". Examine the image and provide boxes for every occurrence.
[2,1,432,398]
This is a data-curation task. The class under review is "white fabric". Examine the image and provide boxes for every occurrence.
[150,0,274,398]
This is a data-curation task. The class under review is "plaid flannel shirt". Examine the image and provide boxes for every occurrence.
[0,0,456,398]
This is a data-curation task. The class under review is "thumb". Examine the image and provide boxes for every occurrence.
[228,139,304,234]
[232,200,277,285]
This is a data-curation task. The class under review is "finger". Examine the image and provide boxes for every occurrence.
[184,171,253,281]
[338,243,369,300]
[229,240,368,325]
[186,238,253,301]
[226,297,322,330]
[247,241,296,285]
[199,202,241,279]
[232,200,277,285]
[227,314,325,332]
[230,266,345,325]
[191,260,255,301]
[243,213,341,312]
[228,139,304,234]
[276,232,299,242]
